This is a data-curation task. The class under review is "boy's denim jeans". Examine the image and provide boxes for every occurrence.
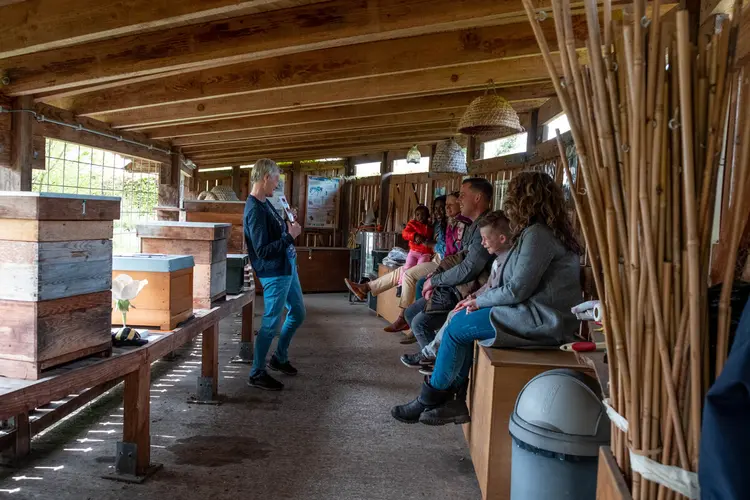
[252,258,306,377]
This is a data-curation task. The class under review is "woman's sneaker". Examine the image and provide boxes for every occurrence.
[247,371,284,391]
[418,365,434,376]
[268,355,298,376]
[400,352,433,368]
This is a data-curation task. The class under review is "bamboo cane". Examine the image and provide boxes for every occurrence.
[676,11,705,469]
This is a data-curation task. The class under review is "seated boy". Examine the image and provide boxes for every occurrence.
[401,211,513,372]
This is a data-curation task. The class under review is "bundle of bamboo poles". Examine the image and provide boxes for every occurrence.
[521,0,750,498]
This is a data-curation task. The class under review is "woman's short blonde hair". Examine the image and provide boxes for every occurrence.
[250,158,280,184]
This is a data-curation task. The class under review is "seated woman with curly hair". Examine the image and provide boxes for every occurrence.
[391,171,583,426]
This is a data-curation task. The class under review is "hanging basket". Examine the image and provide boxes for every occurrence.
[431,138,467,174]
[406,144,422,164]
[458,94,524,137]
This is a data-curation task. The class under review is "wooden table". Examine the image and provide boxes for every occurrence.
[0,290,254,482]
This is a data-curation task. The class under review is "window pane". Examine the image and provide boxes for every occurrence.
[355,162,381,178]
[481,133,528,159]
[392,156,430,175]
[544,114,571,141]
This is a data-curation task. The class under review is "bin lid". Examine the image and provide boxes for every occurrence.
[113,253,194,272]
[508,369,610,457]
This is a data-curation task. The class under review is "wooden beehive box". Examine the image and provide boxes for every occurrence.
[0,192,120,380]
[136,222,231,309]
[183,200,245,253]
[111,254,194,331]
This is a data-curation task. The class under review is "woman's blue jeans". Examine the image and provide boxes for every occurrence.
[252,259,306,376]
[430,308,495,390]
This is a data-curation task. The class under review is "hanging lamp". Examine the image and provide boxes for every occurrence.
[431,137,467,174]
[406,144,422,164]
[458,81,524,137]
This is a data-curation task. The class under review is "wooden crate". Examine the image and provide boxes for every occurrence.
[463,347,594,500]
[0,192,119,380]
[184,200,245,253]
[111,254,194,331]
[137,222,230,309]
[375,263,401,324]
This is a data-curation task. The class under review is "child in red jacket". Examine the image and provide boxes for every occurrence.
[398,205,434,296]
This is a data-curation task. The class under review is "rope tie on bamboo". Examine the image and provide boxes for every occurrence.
[603,399,700,499]
[640,16,652,28]
[535,10,547,22]
[628,450,701,499]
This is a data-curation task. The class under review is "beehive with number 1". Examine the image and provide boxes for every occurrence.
[0,192,120,380]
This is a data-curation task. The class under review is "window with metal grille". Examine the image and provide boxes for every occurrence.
[32,139,161,253]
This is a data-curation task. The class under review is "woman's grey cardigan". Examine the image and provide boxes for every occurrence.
[474,223,582,348]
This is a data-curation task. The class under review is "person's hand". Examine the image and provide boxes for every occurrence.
[414,234,425,244]
[465,299,479,313]
[290,207,299,221]
[287,221,302,238]
[454,296,474,311]
[424,288,434,301]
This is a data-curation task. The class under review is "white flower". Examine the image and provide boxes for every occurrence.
[112,274,148,301]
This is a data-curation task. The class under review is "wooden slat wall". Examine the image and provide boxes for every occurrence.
[346,176,381,228]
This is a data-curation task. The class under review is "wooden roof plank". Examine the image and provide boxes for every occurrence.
[42,18,585,116]
[0,0,566,96]
[0,1,326,59]
[90,58,559,128]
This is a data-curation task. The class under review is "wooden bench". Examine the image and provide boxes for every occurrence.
[375,263,401,324]
[0,291,254,482]
[464,345,594,500]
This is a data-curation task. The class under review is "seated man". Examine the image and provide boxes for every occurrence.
[401,178,496,361]
[403,211,513,374]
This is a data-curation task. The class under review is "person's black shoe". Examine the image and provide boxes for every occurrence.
[400,352,434,368]
[391,379,452,423]
[418,365,434,376]
[419,399,471,426]
[396,286,402,298]
[268,355,298,376]
[247,371,284,391]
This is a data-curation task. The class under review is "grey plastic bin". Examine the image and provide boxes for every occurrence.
[509,369,610,500]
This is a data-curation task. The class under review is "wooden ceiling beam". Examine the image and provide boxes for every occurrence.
[0,0,575,96]
[186,127,458,158]
[139,91,547,140]
[194,137,447,167]
[42,18,585,116]
[92,58,559,128]
[0,1,327,59]
[143,91,483,139]
[180,113,532,155]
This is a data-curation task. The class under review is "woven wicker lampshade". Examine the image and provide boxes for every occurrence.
[431,138,467,174]
[406,144,422,164]
[458,94,524,137]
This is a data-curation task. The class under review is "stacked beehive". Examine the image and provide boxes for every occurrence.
[136,221,231,308]
[183,200,246,253]
[0,192,120,380]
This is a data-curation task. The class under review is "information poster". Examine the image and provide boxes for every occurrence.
[305,176,340,229]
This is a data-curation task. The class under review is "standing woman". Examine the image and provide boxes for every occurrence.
[244,159,304,391]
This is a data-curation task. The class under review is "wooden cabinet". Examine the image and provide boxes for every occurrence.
[252,247,350,294]
[183,200,245,254]
[111,254,194,331]
[0,192,120,380]
[137,222,231,309]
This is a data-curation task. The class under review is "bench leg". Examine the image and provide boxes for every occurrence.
[14,413,30,458]
[189,324,221,405]
[104,362,162,483]
[231,300,254,364]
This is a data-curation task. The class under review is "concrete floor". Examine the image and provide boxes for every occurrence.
[0,294,481,500]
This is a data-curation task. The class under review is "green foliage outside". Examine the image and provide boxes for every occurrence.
[33,139,159,253]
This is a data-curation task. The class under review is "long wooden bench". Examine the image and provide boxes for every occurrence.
[0,291,254,481]
[464,345,594,500]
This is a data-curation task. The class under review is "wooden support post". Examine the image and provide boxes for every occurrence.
[527,109,540,151]
[468,136,479,164]
[201,323,219,399]
[1,95,33,191]
[13,413,30,458]
[378,151,392,228]
[231,165,241,197]
[122,362,150,477]
[157,148,181,220]
[231,300,255,364]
